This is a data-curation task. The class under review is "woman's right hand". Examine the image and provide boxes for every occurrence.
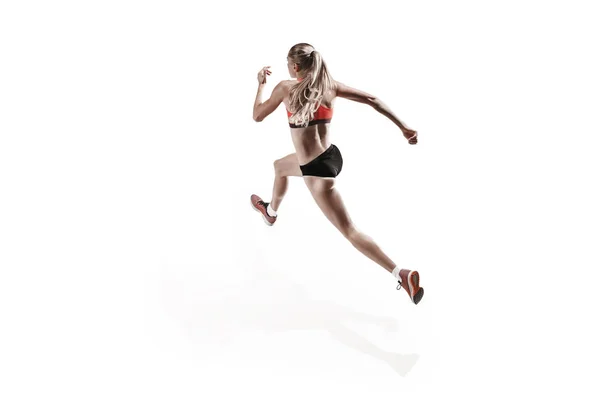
[257,66,271,85]
[403,129,418,145]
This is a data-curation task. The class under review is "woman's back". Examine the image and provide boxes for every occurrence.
[282,80,338,164]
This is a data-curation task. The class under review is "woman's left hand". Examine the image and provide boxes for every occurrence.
[257,66,271,84]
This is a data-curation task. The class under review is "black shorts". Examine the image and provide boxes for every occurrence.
[299,144,343,178]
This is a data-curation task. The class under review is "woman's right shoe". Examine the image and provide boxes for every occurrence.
[250,194,277,226]
[397,269,424,304]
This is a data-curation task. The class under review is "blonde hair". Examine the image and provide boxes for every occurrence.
[287,43,335,127]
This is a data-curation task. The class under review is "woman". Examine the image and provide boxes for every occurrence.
[250,43,423,305]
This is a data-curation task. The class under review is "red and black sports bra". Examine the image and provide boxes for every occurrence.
[285,78,334,128]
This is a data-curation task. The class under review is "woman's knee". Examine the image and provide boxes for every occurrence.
[332,214,357,239]
[273,158,287,177]
[274,155,301,177]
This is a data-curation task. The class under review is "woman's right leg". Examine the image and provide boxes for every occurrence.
[270,153,302,211]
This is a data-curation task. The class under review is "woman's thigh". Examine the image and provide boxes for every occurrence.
[303,176,355,237]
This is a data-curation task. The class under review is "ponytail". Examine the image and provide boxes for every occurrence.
[288,49,335,127]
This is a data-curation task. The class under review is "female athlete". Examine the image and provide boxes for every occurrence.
[250,43,423,304]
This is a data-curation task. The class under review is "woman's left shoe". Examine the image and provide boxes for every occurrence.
[397,269,424,304]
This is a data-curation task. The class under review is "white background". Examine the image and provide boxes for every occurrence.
[1,0,599,398]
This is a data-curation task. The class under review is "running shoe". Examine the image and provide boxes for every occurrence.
[397,269,424,304]
[250,194,277,226]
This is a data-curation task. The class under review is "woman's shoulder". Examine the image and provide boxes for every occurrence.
[278,79,297,92]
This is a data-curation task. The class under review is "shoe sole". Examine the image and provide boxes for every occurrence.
[407,270,424,305]
[250,198,274,226]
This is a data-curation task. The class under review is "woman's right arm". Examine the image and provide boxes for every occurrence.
[335,81,417,144]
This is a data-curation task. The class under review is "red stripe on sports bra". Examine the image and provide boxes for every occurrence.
[286,104,333,119]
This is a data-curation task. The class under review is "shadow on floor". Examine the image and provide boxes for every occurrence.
[161,261,419,377]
